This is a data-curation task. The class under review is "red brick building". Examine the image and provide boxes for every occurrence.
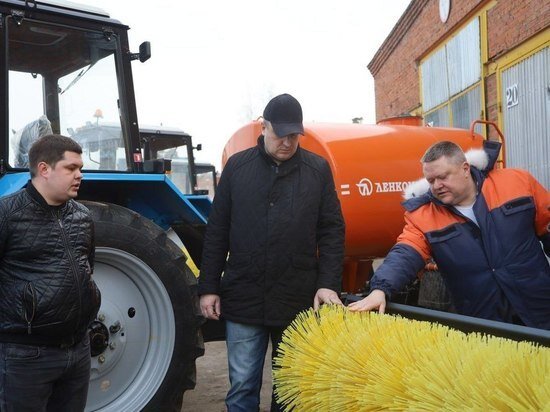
[368,0,549,187]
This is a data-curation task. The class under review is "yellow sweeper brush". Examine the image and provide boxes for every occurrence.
[273,305,550,411]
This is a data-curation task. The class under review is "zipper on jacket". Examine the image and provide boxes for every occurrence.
[23,282,36,334]
[54,208,83,329]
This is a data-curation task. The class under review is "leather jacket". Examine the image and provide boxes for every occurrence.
[0,182,101,346]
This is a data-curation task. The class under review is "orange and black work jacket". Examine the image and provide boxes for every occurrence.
[370,141,550,329]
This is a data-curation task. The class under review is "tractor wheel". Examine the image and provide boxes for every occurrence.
[81,201,204,412]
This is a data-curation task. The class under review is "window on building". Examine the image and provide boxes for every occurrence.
[421,18,483,132]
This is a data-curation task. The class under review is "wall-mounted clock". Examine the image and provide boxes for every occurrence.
[439,0,451,23]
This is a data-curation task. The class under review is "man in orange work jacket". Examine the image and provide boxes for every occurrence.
[349,140,550,330]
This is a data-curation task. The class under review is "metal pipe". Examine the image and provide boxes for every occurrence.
[386,302,550,347]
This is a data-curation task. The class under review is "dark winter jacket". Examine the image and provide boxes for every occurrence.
[371,141,550,329]
[0,183,101,346]
[198,137,345,327]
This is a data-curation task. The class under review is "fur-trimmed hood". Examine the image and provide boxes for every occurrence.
[403,141,501,200]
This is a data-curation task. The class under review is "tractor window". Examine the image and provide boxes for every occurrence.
[58,56,124,171]
[7,17,127,171]
[158,146,192,194]
[195,164,217,199]
[8,72,47,167]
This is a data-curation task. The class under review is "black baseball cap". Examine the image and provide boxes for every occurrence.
[262,94,304,137]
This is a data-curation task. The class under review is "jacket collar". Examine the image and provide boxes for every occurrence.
[424,167,485,209]
[26,180,67,212]
[257,135,301,175]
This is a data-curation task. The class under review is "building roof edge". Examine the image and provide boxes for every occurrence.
[367,0,429,76]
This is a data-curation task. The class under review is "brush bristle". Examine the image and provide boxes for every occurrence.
[273,305,550,411]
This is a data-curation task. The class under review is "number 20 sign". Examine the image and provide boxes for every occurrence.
[506,84,519,109]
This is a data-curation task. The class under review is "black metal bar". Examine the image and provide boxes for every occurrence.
[385,302,550,347]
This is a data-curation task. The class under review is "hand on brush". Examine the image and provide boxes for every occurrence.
[347,289,386,313]
[313,288,343,310]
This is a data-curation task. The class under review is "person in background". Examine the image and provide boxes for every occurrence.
[199,93,345,411]
[349,140,550,330]
[0,134,101,411]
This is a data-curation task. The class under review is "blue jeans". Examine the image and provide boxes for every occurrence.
[225,321,285,412]
[0,335,91,412]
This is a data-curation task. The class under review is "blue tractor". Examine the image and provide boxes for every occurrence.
[0,0,214,410]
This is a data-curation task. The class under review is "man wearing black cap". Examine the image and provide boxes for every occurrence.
[199,93,345,411]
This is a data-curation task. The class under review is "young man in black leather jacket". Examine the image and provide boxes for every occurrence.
[0,134,100,411]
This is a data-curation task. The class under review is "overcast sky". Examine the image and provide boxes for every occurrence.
[89,0,410,168]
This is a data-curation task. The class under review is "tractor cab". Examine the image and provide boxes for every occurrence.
[2,0,213,197]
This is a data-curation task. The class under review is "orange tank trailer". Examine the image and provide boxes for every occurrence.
[222,121,485,292]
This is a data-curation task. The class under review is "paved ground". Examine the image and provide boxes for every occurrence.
[181,341,273,411]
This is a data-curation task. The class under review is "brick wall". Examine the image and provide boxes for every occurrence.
[484,73,500,140]
[370,0,548,122]
[487,0,549,59]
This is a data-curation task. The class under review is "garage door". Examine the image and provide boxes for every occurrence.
[501,46,549,189]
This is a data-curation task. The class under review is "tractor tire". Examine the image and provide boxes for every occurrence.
[81,201,204,412]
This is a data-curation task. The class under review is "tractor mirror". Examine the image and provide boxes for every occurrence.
[139,41,151,62]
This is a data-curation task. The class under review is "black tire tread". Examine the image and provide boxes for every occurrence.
[81,201,204,412]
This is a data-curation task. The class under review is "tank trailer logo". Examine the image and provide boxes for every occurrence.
[356,178,373,196]
[340,178,412,197]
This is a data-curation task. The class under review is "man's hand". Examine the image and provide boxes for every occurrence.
[313,288,343,310]
[200,294,221,320]
[347,289,386,313]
